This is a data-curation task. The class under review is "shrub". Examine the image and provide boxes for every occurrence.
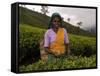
[19,24,45,63]
[19,24,96,65]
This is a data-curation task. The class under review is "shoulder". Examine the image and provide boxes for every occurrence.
[45,29,52,35]
[61,28,67,33]
[45,29,52,33]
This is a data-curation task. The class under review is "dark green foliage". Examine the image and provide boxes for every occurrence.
[19,55,96,72]
[19,24,45,64]
[69,34,96,56]
[19,24,96,71]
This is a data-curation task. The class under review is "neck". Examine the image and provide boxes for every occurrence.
[53,27,59,33]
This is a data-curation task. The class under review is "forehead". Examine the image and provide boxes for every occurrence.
[53,17,60,20]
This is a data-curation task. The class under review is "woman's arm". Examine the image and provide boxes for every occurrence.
[64,28,70,56]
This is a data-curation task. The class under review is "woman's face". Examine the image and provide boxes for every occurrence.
[52,17,61,28]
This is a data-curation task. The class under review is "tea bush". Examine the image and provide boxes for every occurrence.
[19,24,96,70]
[19,24,45,62]
[19,55,96,72]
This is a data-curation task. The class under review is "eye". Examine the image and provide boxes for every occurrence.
[53,20,60,22]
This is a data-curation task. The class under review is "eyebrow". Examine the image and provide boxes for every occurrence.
[53,20,60,22]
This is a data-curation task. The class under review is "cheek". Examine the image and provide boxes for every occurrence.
[52,22,55,24]
[52,22,56,26]
[52,22,60,25]
[58,22,60,25]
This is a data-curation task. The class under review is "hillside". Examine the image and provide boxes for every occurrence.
[19,6,95,37]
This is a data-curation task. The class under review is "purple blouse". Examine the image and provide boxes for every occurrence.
[44,28,69,47]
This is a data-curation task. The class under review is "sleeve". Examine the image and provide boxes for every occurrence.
[44,30,50,47]
[64,28,69,44]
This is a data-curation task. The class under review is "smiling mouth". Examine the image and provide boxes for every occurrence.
[55,25,59,27]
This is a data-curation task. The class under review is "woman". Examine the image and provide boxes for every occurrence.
[43,13,70,62]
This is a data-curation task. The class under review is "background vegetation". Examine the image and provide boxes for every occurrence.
[19,7,97,72]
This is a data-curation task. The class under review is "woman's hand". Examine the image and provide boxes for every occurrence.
[52,50,64,56]
[44,47,53,54]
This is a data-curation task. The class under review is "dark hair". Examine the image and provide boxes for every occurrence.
[48,12,63,29]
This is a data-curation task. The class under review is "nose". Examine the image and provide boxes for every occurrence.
[55,21,60,25]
